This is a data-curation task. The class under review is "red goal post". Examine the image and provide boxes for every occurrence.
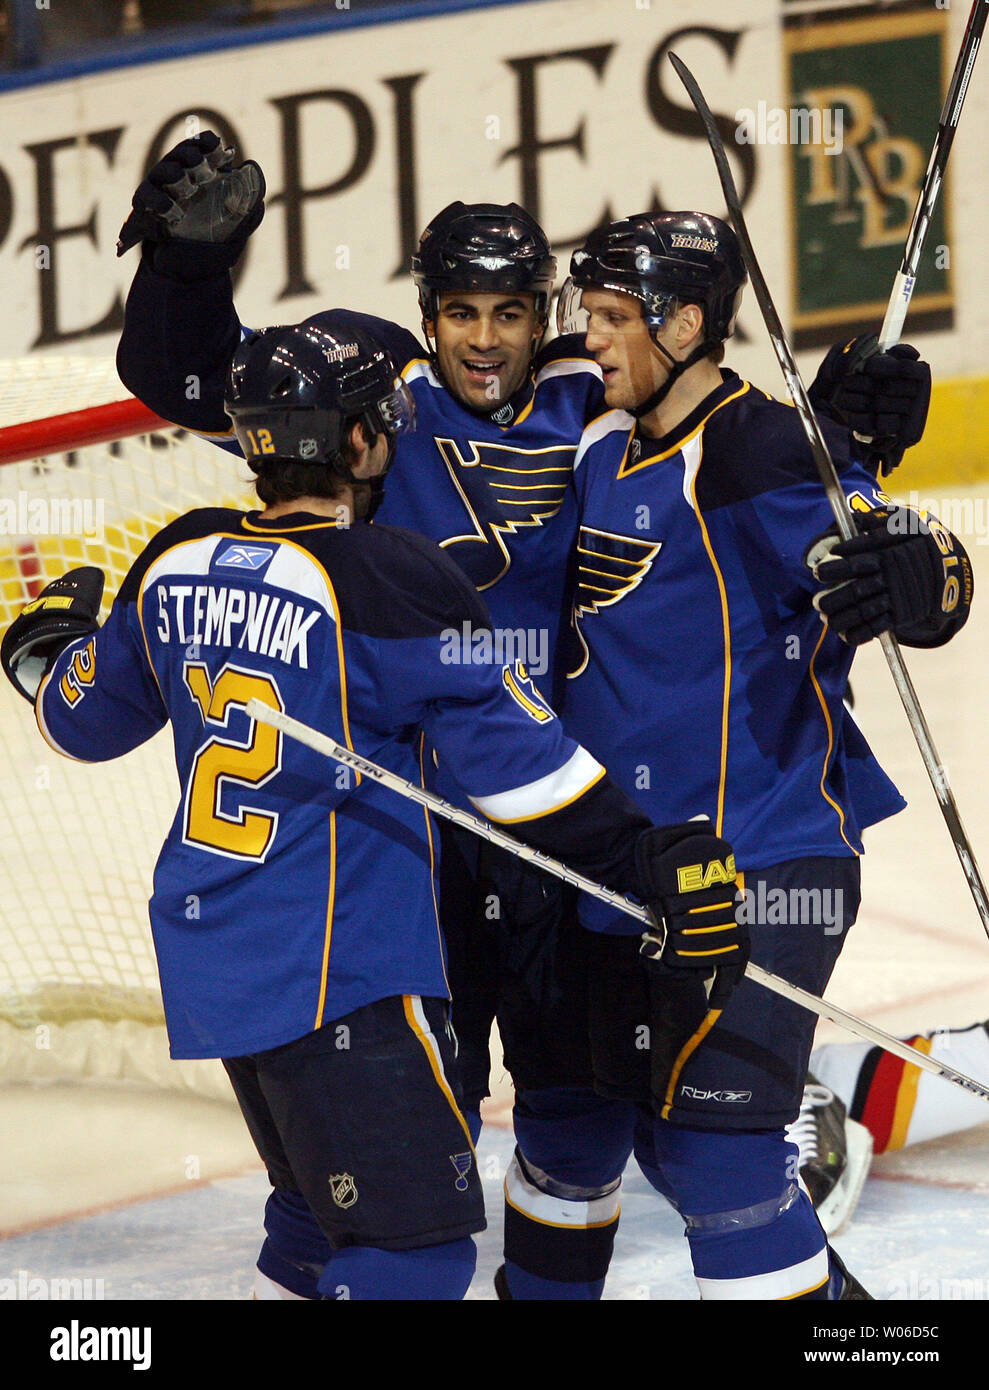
[0,357,252,1098]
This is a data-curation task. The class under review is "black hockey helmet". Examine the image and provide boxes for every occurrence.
[559,211,746,352]
[224,316,415,484]
[411,201,557,323]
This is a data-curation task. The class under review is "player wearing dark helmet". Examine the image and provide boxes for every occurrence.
[226,319,415,520]
[410,200,557,416]
[559,210,747,416]
[114,135,615,1298]
[490,210,972,1303]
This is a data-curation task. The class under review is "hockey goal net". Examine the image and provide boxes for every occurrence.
[0,357,255,1100]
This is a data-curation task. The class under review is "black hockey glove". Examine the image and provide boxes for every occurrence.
[1,568,104,705]
[807,507,973,647]
[117,131,265,281]
[808,333,931,477]
[635,820,747,1000]
[632,821,747,1114]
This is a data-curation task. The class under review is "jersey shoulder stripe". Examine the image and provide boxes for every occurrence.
[694,384,860,510]
[403,358,443,389]
[574,409,634,471]
[534,356,603,388]
[534,331,596,372]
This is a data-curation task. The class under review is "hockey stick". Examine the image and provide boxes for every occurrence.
[245,698,989,1104]
[668,51,989,946]
[878,0,988,349]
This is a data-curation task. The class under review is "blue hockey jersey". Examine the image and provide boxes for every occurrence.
[562,372,909,931]
[35,509,642,1058]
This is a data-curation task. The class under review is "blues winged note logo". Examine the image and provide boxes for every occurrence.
[434,438,575,590]
[569,526,662,677]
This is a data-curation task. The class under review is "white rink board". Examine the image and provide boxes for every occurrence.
[0,0,985,389]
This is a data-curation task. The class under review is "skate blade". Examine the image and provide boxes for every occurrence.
[817,1119,873,1236]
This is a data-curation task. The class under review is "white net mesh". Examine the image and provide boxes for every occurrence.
[0,359,253,1096]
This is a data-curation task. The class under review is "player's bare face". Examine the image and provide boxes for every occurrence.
[582,288,670,412]
[431,292,542,412]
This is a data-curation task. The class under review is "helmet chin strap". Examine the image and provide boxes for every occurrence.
[629,336,711,421]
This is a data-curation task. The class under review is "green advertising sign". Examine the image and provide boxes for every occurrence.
[785,10,952,348]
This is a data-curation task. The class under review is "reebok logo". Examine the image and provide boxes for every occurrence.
[681,1086,752,1103]
[214,544,274,571]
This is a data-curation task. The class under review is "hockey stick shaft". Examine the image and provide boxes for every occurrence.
[669,51,989,944]
[879,0,988,349]
[245,699,989,1104]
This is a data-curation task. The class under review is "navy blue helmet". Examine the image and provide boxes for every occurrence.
[412,201,557,323]
[225,316,415,482]
[559,211,746,352]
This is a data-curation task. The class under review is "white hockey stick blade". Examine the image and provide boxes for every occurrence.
[245,698,989,1106]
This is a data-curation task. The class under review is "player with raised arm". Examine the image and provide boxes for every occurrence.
[1,317,748,1301]
[487,210,973,1302]
[114,133,603,1153]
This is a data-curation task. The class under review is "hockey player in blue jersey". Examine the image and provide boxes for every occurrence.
[1,316,749,1300]
[489,210,972,1302]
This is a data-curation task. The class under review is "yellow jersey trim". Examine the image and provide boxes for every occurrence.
[688,440,732,836]
[617,382,751,479]
[807,624,858,854]
[418,733,449,996]
[314,811,337,1029]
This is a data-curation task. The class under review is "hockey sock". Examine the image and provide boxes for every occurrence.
[812,1021,989,1153]
[638,1125,830,1300]
[255,1189,331,1300]
[315,1237,477,1300]
[503,1087,634,1300]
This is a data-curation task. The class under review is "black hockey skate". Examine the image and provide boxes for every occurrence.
[786,1073,873,1236]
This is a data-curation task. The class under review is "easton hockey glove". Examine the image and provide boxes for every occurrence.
[117,131,265,280]
[635,820,747,980]
[633,821,747,1116]
[808,334,931,477]
[807,507,973,647]
[1,567,104,704]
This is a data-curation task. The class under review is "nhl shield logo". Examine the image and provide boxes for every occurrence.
[299,438,318,459]
[329,1173,358,1208]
